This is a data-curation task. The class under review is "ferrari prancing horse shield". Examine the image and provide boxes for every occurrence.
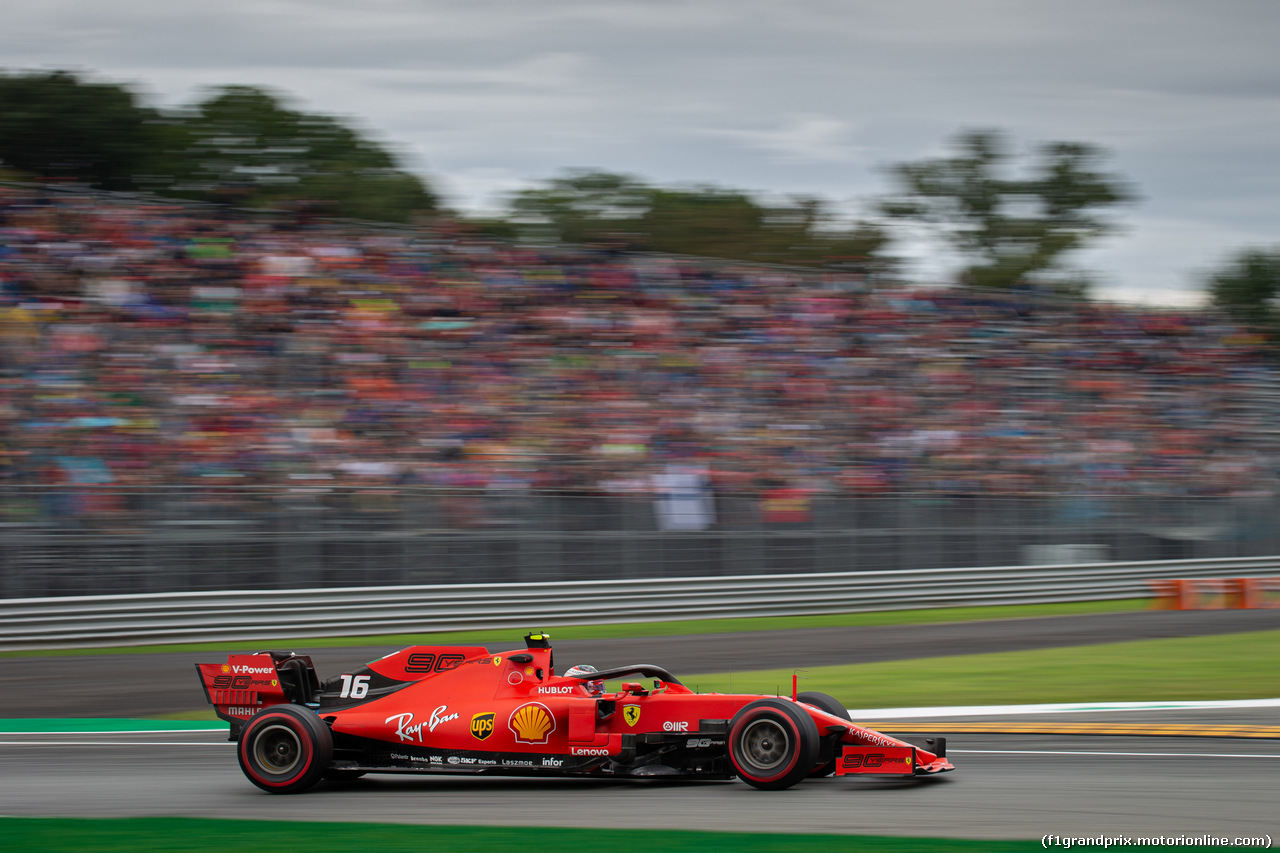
[623,705,641,727]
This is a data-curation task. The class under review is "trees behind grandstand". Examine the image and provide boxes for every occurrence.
[165,85,437,222]
[0,71,163,191]
[1207,248,1280,332]
[0,71,1132,272]
[499,132,1135,280]
[0,71,436,223]
[879,129,1135,290]
[501,170,893,273]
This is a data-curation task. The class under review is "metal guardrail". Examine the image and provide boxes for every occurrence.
[2,555,1278,650]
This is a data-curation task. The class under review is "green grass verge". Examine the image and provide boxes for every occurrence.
[0,598,1145,658]
[0,817,1043,852]
[681,629,1280,707]
[150,627,1279,721]
[0,718,224,732]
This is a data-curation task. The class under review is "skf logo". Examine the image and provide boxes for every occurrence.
[623,705,641,727]
[509,703,555,744]
[471,712,495,741]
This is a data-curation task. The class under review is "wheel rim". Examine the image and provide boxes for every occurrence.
[738,718,790,773]
[253,723,303,776]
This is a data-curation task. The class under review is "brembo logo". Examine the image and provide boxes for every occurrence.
[508,703,556,744]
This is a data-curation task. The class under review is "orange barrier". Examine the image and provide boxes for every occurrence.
[1147,579,1182,609]
[1241,577,1280,609]
[1148,577,1280,610]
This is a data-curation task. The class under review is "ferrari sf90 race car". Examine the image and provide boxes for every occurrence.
[197,632,953,793]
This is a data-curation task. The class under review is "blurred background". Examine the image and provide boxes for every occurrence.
[1,62,1279,601]
[5,10,1280,845]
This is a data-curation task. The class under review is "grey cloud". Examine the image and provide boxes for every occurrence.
[3,0,1279,302]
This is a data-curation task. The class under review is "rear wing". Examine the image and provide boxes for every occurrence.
[195,651,320,739]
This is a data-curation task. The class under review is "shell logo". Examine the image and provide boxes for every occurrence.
[221,665,230,674]
[508,702,556,744]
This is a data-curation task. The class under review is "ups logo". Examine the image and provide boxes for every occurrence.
[470,712,495,741]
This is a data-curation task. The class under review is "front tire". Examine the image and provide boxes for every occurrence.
[727,699,819,790]
[796,691,851,777]
[237,705,333,794]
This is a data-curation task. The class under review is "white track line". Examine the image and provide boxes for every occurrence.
[846,698,1280,718]
[952,749,1280,759]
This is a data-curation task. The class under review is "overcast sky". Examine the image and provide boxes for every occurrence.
[5,0,1278,305]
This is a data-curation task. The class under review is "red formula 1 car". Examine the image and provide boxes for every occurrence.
[196,632,953,793]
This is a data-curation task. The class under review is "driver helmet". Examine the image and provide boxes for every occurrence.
[564,664,604,695]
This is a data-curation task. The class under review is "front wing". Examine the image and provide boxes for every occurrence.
[836,740,953,776]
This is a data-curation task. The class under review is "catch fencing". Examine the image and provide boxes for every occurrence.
[3,486,1280,599]
[2,555,1279,650]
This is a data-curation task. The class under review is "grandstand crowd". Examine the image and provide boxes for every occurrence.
[1,185,1276,513]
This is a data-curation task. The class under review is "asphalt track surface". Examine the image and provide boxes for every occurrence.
[4,608,1280,718]
[2,727,1277,840]
[3,609,1279,840]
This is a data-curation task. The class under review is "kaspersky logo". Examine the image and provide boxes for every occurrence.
[623,705,641,727]
[471,712,495,741]
[509,703,555,744]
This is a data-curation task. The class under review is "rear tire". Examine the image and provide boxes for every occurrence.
[238,705,332,794]
[727,699,819,790]
[796,691,851,777]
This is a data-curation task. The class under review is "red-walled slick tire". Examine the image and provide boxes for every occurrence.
[796,691,851,777]
[727,699,819,790]
[237,705,333,794]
